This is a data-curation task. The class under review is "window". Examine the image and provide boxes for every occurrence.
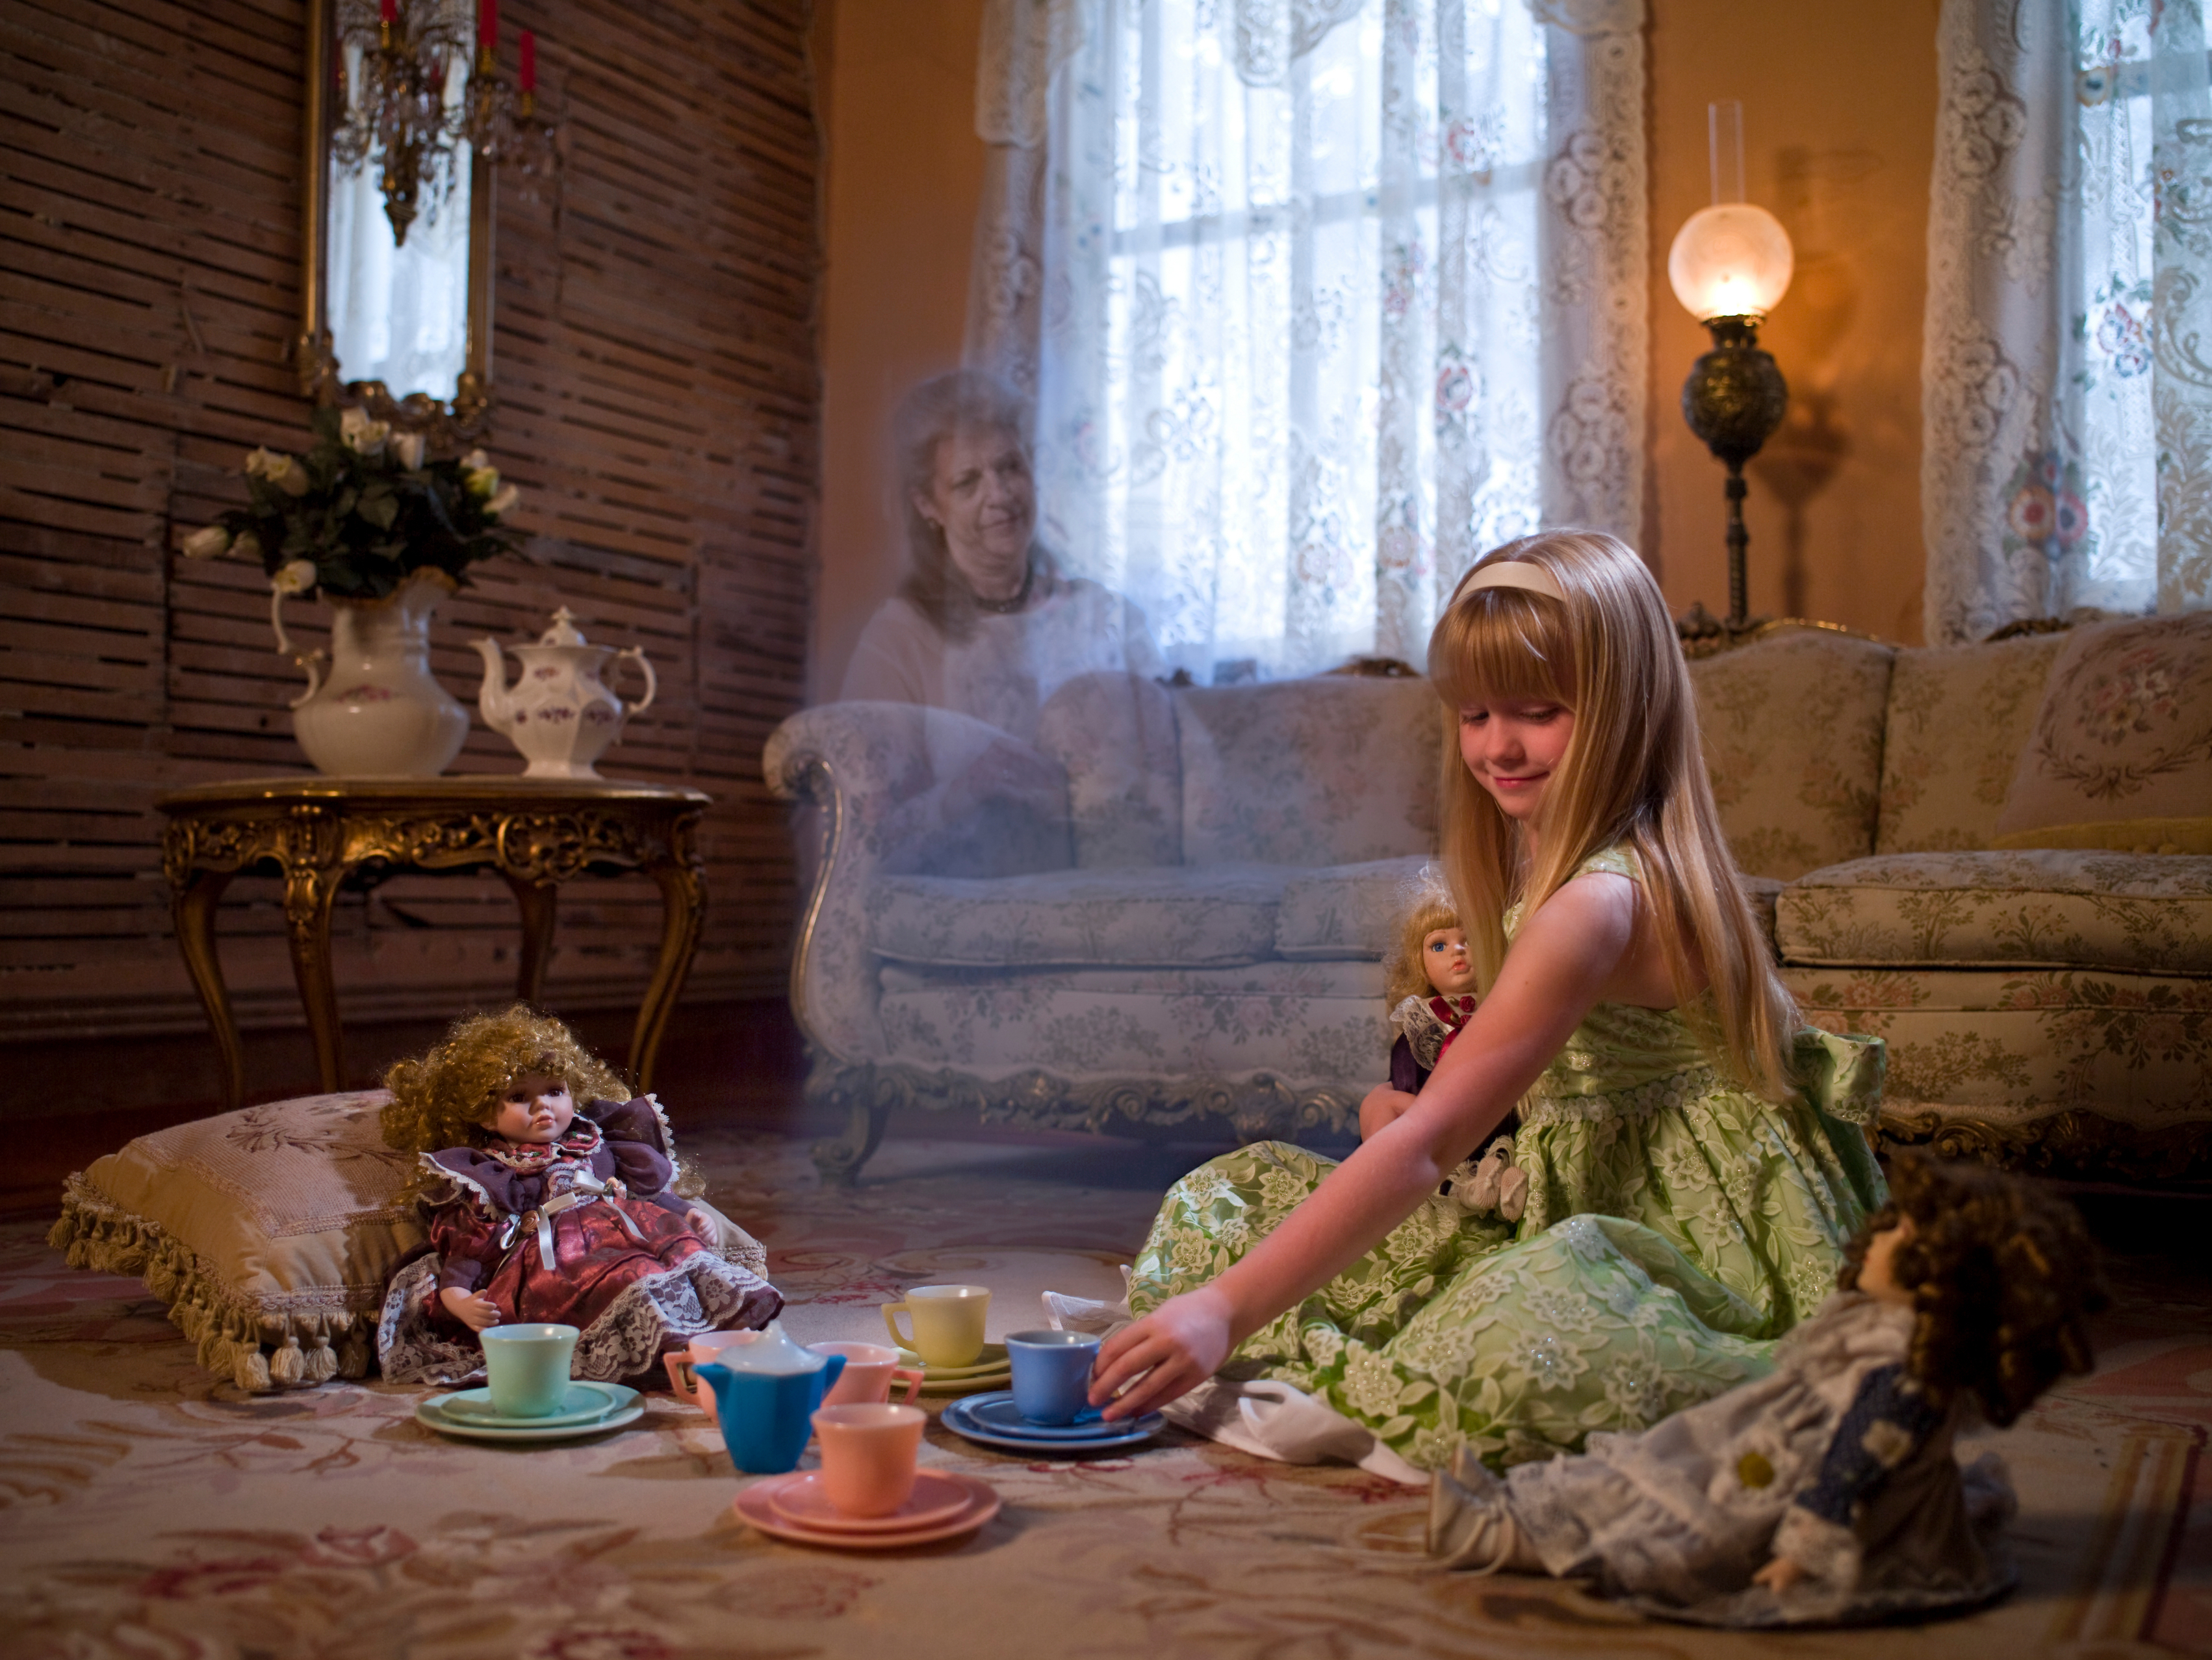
[984,0,1647,680]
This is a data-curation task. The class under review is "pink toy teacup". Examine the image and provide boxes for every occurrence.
[811,1340,925,1407]
[812,1402,926,1517]
[664,1329,771,1411]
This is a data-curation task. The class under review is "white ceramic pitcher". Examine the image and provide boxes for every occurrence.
[274,568,470,777]
[474,607,656,780]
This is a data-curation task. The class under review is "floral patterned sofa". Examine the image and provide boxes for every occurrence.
[766,618,2210,1184]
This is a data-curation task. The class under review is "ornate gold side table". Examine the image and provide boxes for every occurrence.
[156,778,712,1109]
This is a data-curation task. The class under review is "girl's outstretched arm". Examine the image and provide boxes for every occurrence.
[1090,873,1641,1419]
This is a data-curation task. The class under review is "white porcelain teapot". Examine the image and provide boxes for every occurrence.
[474,607,656,780]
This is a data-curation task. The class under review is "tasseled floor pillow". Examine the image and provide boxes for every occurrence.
[48,1090,765,1392]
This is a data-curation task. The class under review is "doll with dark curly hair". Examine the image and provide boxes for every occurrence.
[374,1006,782,1387]
[1426,1153,2105,1626]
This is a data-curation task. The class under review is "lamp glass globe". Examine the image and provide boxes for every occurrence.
[1667,203,1794,322]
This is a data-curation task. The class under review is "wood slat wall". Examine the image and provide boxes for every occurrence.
[0,0,819,1049]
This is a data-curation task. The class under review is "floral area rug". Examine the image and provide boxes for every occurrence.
[3,1130,2207,1659]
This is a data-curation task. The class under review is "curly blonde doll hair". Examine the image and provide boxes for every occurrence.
[380,1005,631,1164]
[1383,872,1463,1010]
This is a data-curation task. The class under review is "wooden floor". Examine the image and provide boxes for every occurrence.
[6,997,828,1216]
[16,995,2209,1274]
[5,996,1176,1219]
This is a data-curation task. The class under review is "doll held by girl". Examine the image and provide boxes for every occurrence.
[375,1006,782,1386]
[1426,1154,2103,1626]
[1380,875,1479,1097]
[1372,873,1524,1221]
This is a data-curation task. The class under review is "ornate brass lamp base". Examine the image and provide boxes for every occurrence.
[1678,313,1788,634]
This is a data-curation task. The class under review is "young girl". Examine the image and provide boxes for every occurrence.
[375,1006,782,1386]
[1091,532,1887,1472]
[1428,1155,2102,1626]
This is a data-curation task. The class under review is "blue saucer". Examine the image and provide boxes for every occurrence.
[962,1394,1118,1438]
[942,1390,1163,1453]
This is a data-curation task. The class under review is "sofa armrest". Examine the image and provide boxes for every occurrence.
[1742,875,1786,959]
[763,700,1074,1062]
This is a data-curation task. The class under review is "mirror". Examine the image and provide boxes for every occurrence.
[298,0,495,441]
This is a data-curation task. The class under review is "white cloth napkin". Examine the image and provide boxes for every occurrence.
[1042,1277,1428,1488]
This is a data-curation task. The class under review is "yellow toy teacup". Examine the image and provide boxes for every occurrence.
[881,1284,990,1368]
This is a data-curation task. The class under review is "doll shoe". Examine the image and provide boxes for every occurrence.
[1426,1446,1523,1574]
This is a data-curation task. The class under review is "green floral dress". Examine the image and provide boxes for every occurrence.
[1127,847,1888,1472]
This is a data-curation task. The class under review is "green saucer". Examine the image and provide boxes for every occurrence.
[894,1342,1009,1380]
[431,1380,632,1430]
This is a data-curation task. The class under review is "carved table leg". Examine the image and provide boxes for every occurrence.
[502,873,559,1005]
[171,867,244,1110]
[281,852,347,1093]
[631,840,706,1094]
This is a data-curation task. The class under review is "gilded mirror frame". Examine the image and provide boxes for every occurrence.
[296,0,495,442]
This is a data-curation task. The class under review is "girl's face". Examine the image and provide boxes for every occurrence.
[1422,927,1476,997]
[915,424,1035,600]
[1458,696,1575,826]
[1857,1214,1916,1307]
[486,1073,576,1144]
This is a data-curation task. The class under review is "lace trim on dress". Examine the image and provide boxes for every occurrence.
[1391,993,1477,1073]
[1521,1065,1721,1127]
[374,1251,781,1386]
[478,1120,604,1173]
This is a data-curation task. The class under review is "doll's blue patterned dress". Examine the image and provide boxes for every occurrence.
[1502,1290,2014,1624]
[1126,847,1888,1471]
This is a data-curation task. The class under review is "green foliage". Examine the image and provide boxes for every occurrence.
[213,408,522,600]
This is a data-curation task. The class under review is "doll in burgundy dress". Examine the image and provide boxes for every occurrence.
[1367,875,1525,1219]
[374,1006,781,1385]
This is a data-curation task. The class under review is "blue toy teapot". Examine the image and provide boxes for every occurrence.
[695,1322,847,1475]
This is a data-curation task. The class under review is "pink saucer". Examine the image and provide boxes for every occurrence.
[768,1468,971,1534]
[734,1470,999,1551]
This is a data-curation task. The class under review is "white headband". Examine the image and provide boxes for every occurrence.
[1460,561,1567,603]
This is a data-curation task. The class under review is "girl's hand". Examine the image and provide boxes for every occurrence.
[1751,1555,1808,1593]
[1087,1287,1235,1420]
[684,1205,721,1246]
[1359,1084,1416,1142]
[439,1286,502,1332]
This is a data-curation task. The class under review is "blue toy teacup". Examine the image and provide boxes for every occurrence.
[1006,1327,1101,1426]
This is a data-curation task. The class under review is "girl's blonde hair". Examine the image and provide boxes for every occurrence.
[1383,877,1461,1008]
[1426,530,1798,1099]
[379,1004,630,1159]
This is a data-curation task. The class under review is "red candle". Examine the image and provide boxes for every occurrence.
[379,0,396,21]
[478,0,497,52]
[519,30,536,93]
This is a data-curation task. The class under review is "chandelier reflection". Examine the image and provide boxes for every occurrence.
[332,0,559,247]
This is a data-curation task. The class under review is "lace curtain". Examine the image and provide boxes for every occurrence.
[1924,0,2212,644]
[968,0,1647,682]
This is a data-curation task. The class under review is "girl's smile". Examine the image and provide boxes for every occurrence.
[1459,698,1575,824]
